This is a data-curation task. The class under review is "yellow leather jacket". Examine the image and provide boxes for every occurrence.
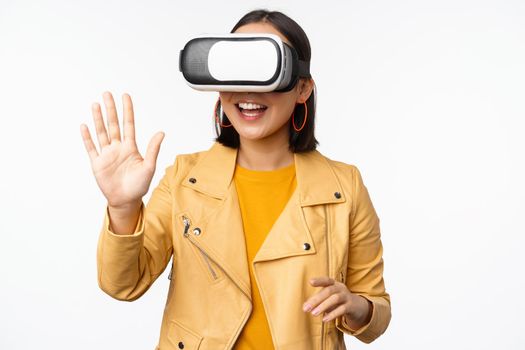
[96,142,391,349]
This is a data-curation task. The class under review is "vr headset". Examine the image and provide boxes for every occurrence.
[179,33,311,92]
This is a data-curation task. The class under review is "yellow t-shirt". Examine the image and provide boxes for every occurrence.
[232,162,297,350]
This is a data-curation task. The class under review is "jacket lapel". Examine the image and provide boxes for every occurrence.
[179,142,347,297]
[180,143,252,299]
[253,150,346,263]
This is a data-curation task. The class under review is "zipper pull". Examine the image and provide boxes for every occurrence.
[182,216,191,237]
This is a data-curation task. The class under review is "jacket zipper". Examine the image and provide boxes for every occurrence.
[181,215,218,280]
[181,213,252,298]
[181,215,252,348]
[199,249,218,280]
[321,205,332,350]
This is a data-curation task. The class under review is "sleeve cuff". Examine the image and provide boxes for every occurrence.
[335,294,387,343]
[104,202,145,238]
[343,298,374,334]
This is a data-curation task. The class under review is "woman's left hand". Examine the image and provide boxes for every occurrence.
[302,276,373,328]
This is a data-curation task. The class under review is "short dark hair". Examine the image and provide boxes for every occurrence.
[214,9,318,153]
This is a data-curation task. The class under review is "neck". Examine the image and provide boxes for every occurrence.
[237,130,293,171]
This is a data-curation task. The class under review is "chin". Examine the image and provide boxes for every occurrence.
[236,128,270,141]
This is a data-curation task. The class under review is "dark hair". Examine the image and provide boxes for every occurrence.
[214,9,318,153]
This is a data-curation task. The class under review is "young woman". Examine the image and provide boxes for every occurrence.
[80,10,391,350]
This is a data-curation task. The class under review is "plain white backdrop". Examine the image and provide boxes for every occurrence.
[1,0,524,349]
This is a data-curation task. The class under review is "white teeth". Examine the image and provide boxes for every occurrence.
[238,102,266,110]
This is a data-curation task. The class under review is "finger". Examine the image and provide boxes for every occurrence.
[92,102,110,148]
[322,299,343,316]
[144,131,165,170]
[309,276,335,287]
[122,93,136,143]
[80,123,99,161]
[303,283,339,312]
[321,304,348,323]
[310,292,345,317]
[103,91,121,142]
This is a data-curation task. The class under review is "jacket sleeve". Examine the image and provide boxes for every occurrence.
[96,161,176,301]
[335,166,392,343]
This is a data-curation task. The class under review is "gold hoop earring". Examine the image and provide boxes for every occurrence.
[292,101,308,132]
[214,98,232,128]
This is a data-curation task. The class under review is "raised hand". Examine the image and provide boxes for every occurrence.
[80,91,165,209]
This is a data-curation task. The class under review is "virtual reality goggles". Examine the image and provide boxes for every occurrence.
[179,33,311,92]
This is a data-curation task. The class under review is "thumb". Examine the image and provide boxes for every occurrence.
[144,131,165,170]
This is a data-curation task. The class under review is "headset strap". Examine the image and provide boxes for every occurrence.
[297,60,311,78]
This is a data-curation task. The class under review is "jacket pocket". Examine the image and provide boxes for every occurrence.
[167,319,203,349]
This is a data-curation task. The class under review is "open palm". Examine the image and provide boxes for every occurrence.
[80,91,165,208]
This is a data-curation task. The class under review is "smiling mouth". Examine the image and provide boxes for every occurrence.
[235,102,268,120]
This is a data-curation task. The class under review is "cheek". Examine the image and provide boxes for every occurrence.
[218,93,237,116]
[219,92,233,102]
[269,92,299,117]
[274,100,297,121]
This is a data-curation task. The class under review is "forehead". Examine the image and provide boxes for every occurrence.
[233,22,292,47]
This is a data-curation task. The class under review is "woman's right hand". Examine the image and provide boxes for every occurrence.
[80,91,165,210]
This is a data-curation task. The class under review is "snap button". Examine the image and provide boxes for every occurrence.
[303,242,311,250]
[178,341,184,349]
[334,191,341,199]
[193,227,201,236]
[189,177,197,184]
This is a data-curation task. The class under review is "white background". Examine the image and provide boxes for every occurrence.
[1,0,524,349]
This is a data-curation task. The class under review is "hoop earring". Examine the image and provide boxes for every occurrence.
[214,98,232,128]
[292,101,308,132]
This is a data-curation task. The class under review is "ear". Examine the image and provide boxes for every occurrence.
[295,78,314,104]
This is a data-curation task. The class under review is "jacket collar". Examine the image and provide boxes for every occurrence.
[182,142,345,206]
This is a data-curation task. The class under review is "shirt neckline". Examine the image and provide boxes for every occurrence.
[234,162,296,183]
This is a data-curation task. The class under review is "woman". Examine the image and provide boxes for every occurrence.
[80,9,391,350]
